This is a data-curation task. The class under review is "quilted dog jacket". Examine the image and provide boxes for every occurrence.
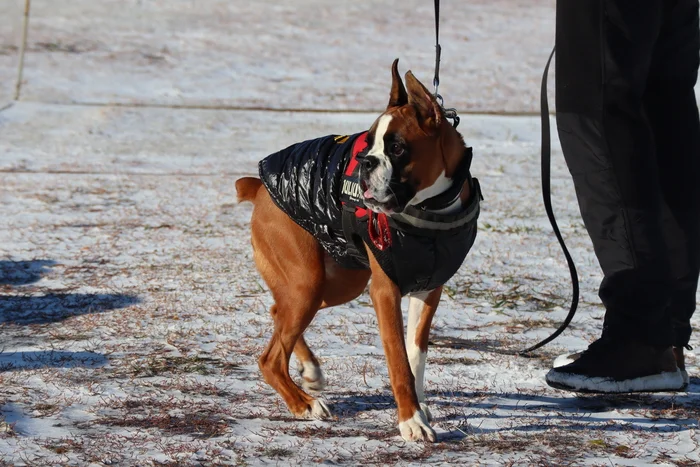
[259,132,481,295]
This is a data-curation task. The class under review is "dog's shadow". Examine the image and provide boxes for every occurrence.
[330,391,397,416]
[328,380,700,437]
[325,334,699,436]
[436,386,700,439]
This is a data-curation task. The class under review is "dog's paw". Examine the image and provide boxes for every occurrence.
[398,410,436,443]
[419,402,433,423]
[299,399,332,420]
[297,361,326,392]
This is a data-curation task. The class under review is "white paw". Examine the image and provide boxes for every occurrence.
[298,361,326,392]
[419,402,433,423]
[398,410,436,442]
[301,399,332,420]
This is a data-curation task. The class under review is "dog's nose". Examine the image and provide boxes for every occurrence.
[362,155,380,172]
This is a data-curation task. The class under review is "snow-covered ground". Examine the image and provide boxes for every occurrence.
[1,1,699,466]
[3,0,558,113]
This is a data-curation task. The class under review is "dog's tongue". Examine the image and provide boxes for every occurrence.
[363,190,373,199]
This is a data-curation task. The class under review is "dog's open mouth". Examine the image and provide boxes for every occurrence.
[360,176,405,214]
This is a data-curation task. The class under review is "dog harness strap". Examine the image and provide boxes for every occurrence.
[340,132,372,265]
[341,205,370,266]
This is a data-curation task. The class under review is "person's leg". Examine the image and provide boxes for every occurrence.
[556,0,672,345]
[546,0,683,392]
[644,0,700,359]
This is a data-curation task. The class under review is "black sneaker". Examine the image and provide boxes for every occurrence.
[545,337,684,393]
[553,344,691,389]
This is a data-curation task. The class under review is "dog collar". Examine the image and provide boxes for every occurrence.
[392,177,482,232]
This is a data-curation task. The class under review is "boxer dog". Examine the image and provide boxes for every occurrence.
[236,59,481,442]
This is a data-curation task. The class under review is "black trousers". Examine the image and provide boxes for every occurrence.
[556,0,700,348]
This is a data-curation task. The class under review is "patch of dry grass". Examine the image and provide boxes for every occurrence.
[96,412,232,438]
[121,355,240,377]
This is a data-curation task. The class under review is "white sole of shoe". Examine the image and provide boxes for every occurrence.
[546,368,685,393]
[552,352,579,369]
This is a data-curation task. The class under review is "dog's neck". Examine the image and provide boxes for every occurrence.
[423,179,472,215]
[407,146,474,215]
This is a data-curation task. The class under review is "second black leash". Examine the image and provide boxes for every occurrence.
[519,46,580,355]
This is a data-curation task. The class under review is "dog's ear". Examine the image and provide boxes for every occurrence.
[405,70,443,131]
[388,58,408,108]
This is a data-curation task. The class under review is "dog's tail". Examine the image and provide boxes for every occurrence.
[236,177,263,203]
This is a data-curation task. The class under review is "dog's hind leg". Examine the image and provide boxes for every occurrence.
[256,272,331,419]
[250,189,331,419]
[258,296,331,419]
[406,287,442,423]
[294,255,371,392]
[294,336,326,392]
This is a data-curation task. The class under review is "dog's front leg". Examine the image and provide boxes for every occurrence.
[406,287,442,422]
[368,254,436,442]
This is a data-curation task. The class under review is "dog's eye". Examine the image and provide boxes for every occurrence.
[390,142,404,157]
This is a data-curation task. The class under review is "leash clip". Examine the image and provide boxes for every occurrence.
[434,93,460,129]
[433,43,442,97]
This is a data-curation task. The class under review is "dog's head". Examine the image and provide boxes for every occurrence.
[359,59,469,215]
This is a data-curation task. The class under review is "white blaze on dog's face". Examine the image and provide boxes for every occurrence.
[362,114,395,205]
[358,59,469,214]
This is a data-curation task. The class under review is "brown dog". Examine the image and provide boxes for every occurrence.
[236,60,480,442]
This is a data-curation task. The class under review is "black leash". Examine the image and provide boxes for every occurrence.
[519,47,580,355]
[432,0,460,128]
[433,0,442,96]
